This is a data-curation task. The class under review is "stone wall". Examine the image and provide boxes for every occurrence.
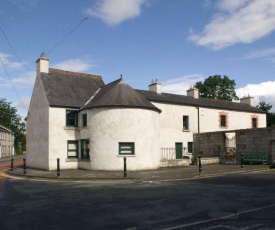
[193,132,226,158]
[236,126,275,163]
[193,126,275,164]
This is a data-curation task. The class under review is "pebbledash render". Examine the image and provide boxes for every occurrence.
[26,54,266,171]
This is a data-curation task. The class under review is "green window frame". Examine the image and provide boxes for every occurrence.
[220,115,226,127]
[82,114,87,127]
[183,116,189,130]
[119,142,135,156]
[81,139,90,159]
[66,110,78,127]
[187,142,193,153]
[67,140,78,159]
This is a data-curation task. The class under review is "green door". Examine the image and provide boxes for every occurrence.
[175,143,183,159]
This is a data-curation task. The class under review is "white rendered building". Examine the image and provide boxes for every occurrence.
[26,54,266,171]
[0,125,14,158]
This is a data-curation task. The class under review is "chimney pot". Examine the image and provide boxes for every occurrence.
[240,95,254,106]
[187,87,199,98]
[149,79,161,94]
[36,53,49,74]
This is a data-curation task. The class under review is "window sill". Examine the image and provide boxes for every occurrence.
[66,158,79,162]
[117,155,136,157]
[79,159,90,162]
[66,158,90,162]
[64,126,77,130]
[182,129,190,132]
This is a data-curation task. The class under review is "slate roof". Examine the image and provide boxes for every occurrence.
[41,68,105,108]
[136,90,266,114]
[0,125,13,134]
[81,78,161,113]
[40,68,264,114]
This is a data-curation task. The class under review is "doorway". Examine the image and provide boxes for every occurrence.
[175,142,183,159]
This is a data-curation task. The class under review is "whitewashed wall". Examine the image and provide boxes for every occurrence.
[48,107,79,170]
[151,102,266,149]
[151,102,196,149]
[199,108,266,132]
[26,76,49,170]
[88,107,160,171]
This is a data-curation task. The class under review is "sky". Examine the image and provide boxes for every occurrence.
[1,0,275,119]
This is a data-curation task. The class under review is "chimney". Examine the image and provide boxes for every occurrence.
[187,86,199,98]
[149,78,161,94]
[36,52,49,74]
[240,94,254,106]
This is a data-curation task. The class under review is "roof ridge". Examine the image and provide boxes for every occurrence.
[49,68,102,79]
[100,78,122,89]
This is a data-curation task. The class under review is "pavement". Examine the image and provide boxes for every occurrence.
[3,159,274,182]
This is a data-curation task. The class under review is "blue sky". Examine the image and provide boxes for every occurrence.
[1,0,275,118]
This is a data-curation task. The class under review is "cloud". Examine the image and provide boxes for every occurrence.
[236,81,275,112]
[0,53,23,69]
[0,70,35,88]
[52,58,96,72]
[189,0,275,50]
[217,0,250,12]
[161,75,275,112]
[162,74,205,95]
[240,47,275,60]
[84,0,147,25]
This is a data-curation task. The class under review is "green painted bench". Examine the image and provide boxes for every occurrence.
[242,152,268,165]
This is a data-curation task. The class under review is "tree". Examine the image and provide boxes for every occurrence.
[195,75,239,101]
[256,101,275,127]
[0,98,26,154]
[256,101,272,112]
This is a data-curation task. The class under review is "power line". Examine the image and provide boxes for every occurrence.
[46,17,88,56]
[0,26,32,71]
[0,56,27,110]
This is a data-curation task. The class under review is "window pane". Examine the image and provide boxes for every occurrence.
[82,114,87,127]
[81,140,90,159]
[68,142,77,150]
[67,141,78,158]
[221,115,226,127]
[183,116,189,130]
[68,151,77,157]
[66,110,78,127]
[188,142,193,153]
[252,118,257,128]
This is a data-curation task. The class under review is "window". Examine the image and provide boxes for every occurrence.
[183,116,189,130]
[188,142,193,153]
[220,115,227,127]
[82,114,87,127]
[252,118,257,128]
[66,110,78,127]
[67,141,78,159]
[119,142,135,156]
[81,140,90,159]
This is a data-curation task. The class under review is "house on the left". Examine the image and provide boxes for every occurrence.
[0,125,14,158]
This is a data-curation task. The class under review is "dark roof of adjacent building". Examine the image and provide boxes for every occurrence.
[40,68,265,114]
[136,90,266,114]
[81,78,161,113]
[0,125,13,133]
[41,68,105,108]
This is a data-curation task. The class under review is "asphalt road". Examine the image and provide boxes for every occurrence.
[0,162,275,229]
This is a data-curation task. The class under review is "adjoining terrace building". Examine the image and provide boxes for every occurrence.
[0,125,14,158]
[26,54,266,171]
